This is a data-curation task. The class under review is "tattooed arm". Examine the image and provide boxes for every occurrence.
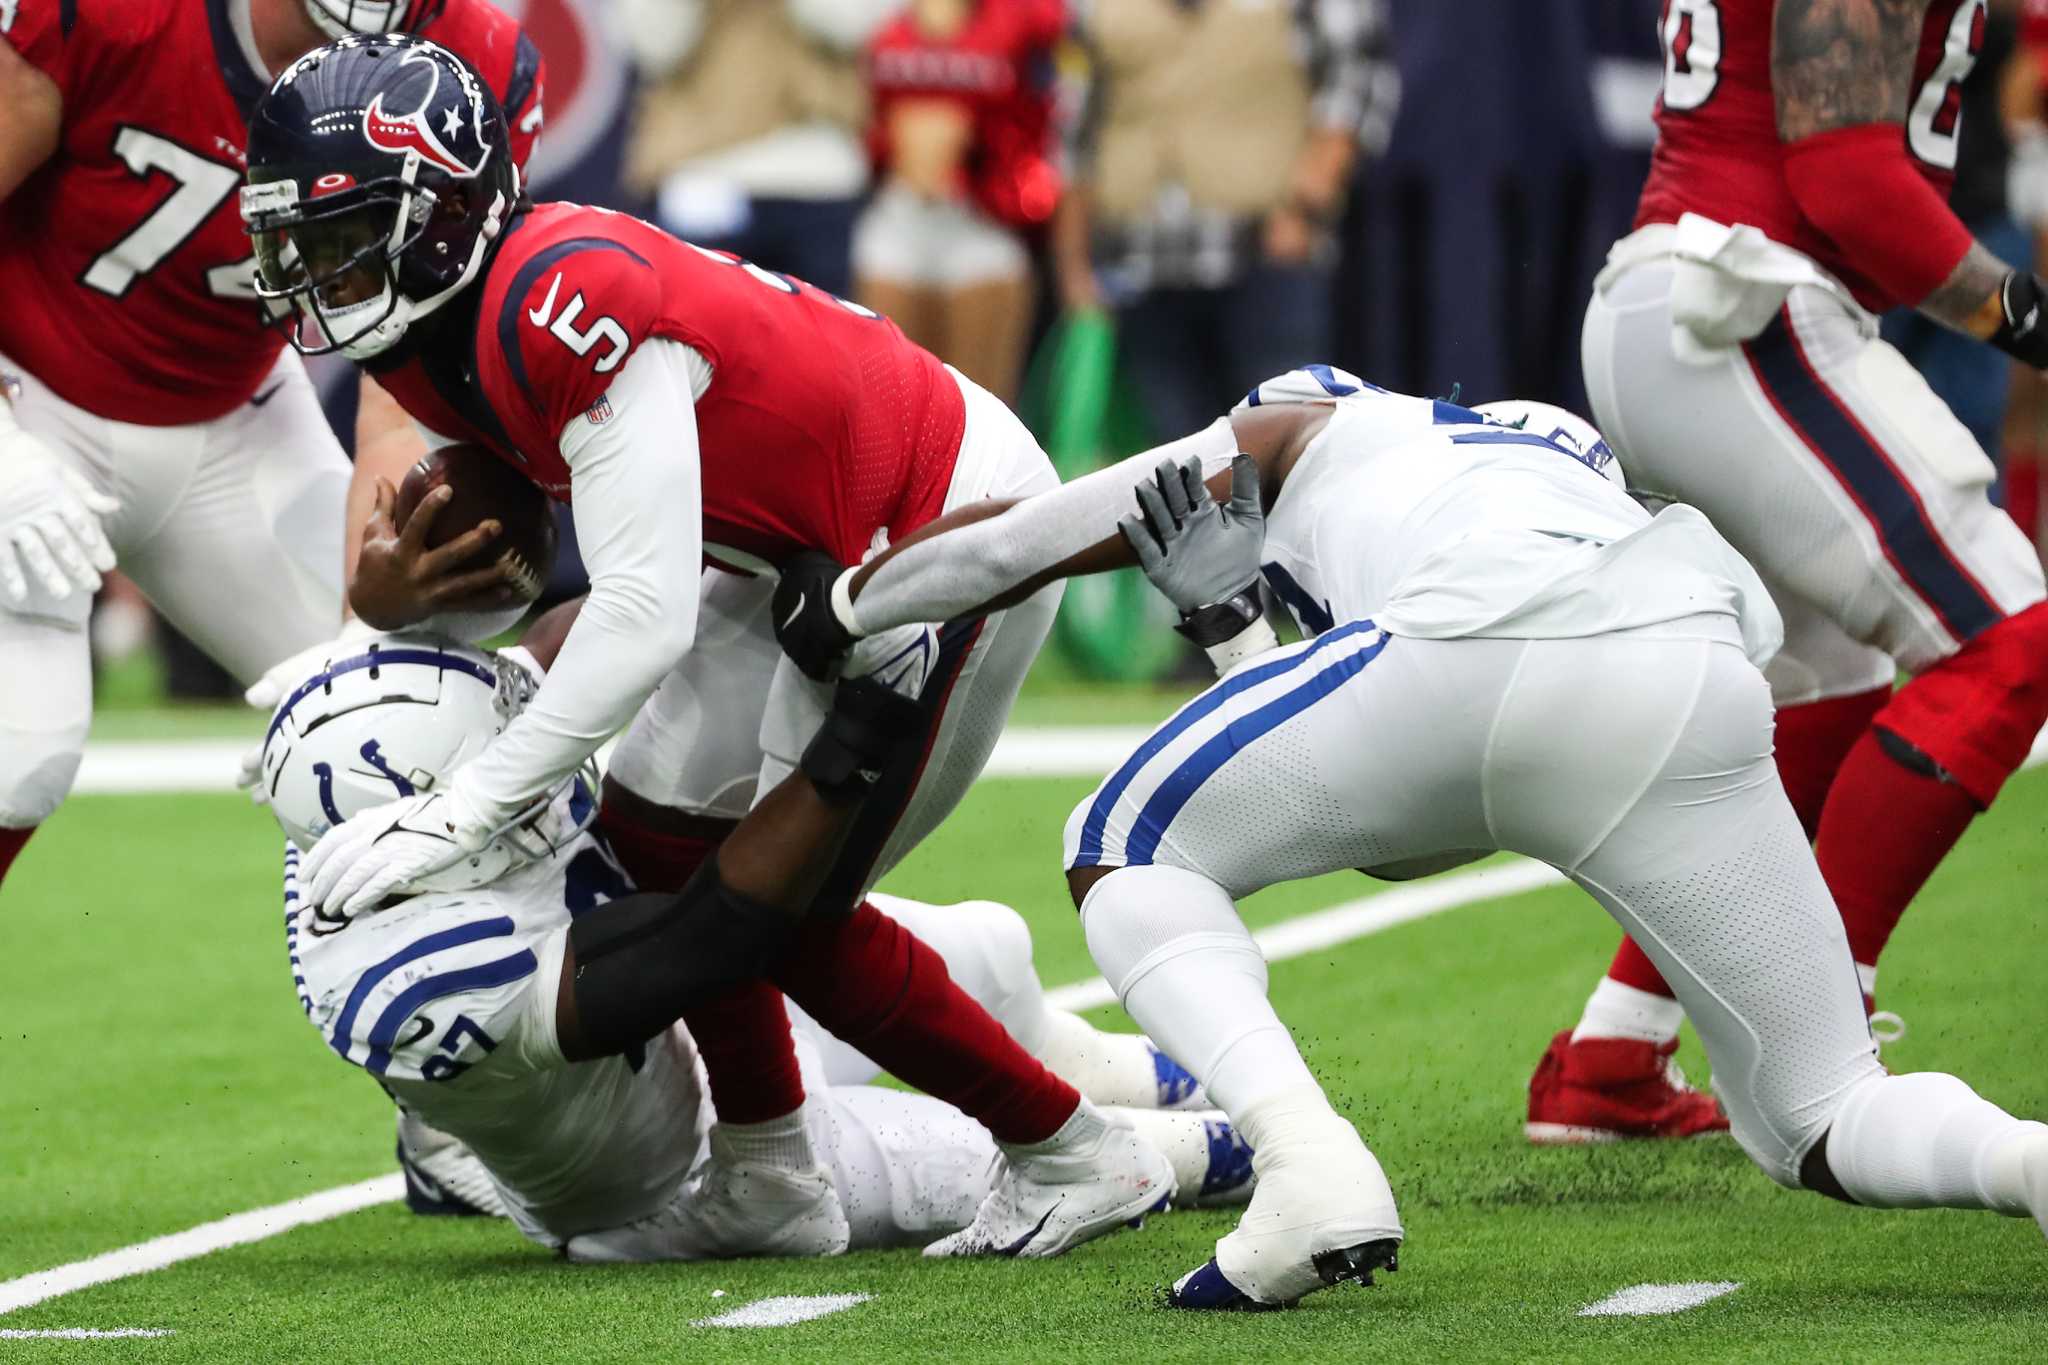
[1774,0,2027,344]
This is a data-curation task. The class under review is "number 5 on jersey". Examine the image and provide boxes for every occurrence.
[528,272,629,374]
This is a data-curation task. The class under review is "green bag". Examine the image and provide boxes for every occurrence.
[1018,310,1182,682]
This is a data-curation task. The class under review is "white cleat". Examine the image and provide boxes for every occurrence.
[396,1111,507,1219]
[2024,1130,2048,1243]
[1111,1106,1256,1208]
[1170,1110,1403,1310]
[924,1101,1175,1258]
[566,1130,850,1263]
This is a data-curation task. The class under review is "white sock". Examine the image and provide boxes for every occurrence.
[1111,1106,1237,1199]
[1037,1009,1178,1108]
[1823,1071,2048,1214]
[1571,975,1685,1046]
[714,1107,820,1173]
[1080,864,1317,1116]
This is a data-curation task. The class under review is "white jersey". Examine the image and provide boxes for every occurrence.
[284,796,707,1248]
[1239,367,1782,665]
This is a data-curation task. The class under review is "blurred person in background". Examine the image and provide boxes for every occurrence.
[615,0,899,300]
[1055,0,1398,444]
[854,0,1068,403]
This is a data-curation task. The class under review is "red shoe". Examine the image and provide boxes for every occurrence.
[1524,1029,1729,1144]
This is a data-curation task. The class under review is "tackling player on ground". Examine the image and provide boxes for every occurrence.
[0,0,543,895]
[264,614,1251,1260]
[1536,0,2048,1141]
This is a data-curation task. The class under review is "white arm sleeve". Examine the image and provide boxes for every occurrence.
[451,339,710,827]
[846,418,1240,635]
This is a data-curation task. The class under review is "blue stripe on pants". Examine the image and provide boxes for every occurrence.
[1071,620,1383,867]
[1121,630,1389,866]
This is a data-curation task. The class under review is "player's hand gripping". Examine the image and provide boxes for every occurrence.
[773,549,863,682]
[1121,452,1277,674]
[348,477,512,630]
[299,789,492,920]
[0,410,118,606]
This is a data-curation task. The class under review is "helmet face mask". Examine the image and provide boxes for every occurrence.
[242,35,517,360]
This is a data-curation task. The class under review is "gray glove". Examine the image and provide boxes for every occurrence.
[1118,452,1264,615]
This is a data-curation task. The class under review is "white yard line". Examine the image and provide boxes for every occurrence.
[1579,1281,1741,1316]
[0,1176,402,1318]
[0,1329,174,1339]
[692,1294,874,1328]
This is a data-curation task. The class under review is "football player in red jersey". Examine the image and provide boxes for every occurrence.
[1530,0,2048,1143]
[249,36,1186,1260]
[0,0,543,895]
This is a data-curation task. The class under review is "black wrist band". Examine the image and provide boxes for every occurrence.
[1991,272,2048,368]
[1174,588,1264,648]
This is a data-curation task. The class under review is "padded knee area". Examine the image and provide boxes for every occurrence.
[0,613,90,827]
[0,726,84,828]
[1880,600,2048,805]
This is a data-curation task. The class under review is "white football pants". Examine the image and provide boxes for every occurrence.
[0,348,347,830]
[1066,616,1884,1187]
[1582,226,2045,705]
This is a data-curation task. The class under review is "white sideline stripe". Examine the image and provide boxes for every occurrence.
[70,722,2048,797]
[692,1293,873,1329]
[1579,1281,1741,1316]
[0,1175,403,1317]
[69,726,1164,796]
[0,1329,174,1339]
[1044,859,1566,1012]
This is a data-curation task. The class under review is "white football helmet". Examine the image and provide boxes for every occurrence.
[301,0,442,41]
[1472,400,1626,489]
[260,635,592,894]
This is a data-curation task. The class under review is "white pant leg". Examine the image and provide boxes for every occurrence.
[1583,245,2044,692]
[1499,631,1884,1187]
[606,569,783,819]
[116,351,348,683]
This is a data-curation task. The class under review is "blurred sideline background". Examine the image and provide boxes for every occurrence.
[97,0,2048,709]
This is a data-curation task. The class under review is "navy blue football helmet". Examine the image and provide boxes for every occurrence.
[241,35,517,359]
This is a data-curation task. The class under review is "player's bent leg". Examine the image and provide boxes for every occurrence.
[1074,862,1401,1307]
[0,603,92,893]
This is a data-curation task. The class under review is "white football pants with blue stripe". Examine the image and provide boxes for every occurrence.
[1069,614,2048,1262]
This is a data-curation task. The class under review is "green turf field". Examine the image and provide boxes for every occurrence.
[2,749,2044,1361]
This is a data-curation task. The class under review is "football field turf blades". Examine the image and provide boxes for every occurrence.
[4,765,2044,1361]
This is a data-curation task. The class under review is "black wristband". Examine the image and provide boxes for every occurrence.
[799,676,923,804]
[1990,271,2048,368]
[1173,587,1263,648]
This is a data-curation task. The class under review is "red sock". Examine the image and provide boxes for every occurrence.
[1603,936,1673,997]
[0,826,34,890]
[1773,687,1892,838]
[1814,728,1979,968]
[772,901,1080,1144]
[598,792,806,1123]
[2004,446,2040,547]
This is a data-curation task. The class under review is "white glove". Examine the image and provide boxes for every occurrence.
[0,413,118,606]
[2012,125,2048,231]
[299,789,491,920]
[238,618,384,804]
[842,620,940,700]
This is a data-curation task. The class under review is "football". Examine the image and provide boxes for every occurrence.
[394,442,559,607]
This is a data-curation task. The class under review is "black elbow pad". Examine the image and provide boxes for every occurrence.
[567,868,796,1058]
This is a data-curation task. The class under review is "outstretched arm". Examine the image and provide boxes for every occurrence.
[1774,0,2045,354]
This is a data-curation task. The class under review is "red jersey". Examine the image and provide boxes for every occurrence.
[379,203,967,569]
[1635,0,1985,310]
[867,1,1066,230]
[0,0,542,427]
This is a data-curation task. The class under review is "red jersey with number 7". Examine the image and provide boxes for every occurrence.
[374,202,967,571]
[0,0,542,427]
[1634,0,1985,311]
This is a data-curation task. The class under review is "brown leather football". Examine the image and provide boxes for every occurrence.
[394,443,559,606]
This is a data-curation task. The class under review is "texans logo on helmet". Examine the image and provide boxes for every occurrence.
[362,48,483,177]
